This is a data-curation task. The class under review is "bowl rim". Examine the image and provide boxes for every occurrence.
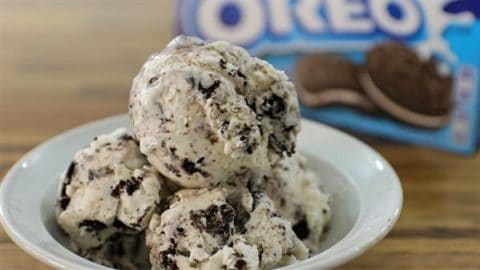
[0,114,403,270]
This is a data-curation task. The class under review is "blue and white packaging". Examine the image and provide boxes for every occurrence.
[175,0,480,154]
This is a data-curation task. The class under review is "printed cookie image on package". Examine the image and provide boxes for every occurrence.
[175,0,480,154]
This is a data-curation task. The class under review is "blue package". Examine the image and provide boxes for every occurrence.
[175,0,480,154]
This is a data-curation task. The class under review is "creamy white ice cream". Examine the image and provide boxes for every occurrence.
[129,35,300,188]
[146,188,307,270]
[262,154,331,252]
[56,128,164,254]
[80,233,150,270]
[55,35,331,270]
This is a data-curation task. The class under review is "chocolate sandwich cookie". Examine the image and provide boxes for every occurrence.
[295,54,376,112]
[360,42,452,128]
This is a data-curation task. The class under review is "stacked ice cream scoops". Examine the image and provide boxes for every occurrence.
[56,36,331,270]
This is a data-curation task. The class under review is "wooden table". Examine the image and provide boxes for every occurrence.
[1,1,479,269]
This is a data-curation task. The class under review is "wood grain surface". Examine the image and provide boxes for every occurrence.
[1,1,479,269]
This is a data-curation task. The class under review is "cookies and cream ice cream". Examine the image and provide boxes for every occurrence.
[146,188,307,270]
[261,154,331,252]
[129,35,300,188]
[56,129,164,252]
[56,35,331,270]
[241,191,309,268]
[80,233,150,270]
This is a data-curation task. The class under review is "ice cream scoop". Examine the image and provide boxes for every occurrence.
[129,35,300,188]
[146,188,308,270]
[56,128,164,255]
[261,154,331,252]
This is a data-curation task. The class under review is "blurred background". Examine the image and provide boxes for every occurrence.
[0,1,479,269]
[1,1,173,136]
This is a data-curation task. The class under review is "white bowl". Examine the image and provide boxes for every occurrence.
[0,115,402,269]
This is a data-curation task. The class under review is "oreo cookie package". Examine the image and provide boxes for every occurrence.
[175,0,480,154]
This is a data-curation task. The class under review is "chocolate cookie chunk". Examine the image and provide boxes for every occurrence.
[295,54,376,111]
[360,42,452,128]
